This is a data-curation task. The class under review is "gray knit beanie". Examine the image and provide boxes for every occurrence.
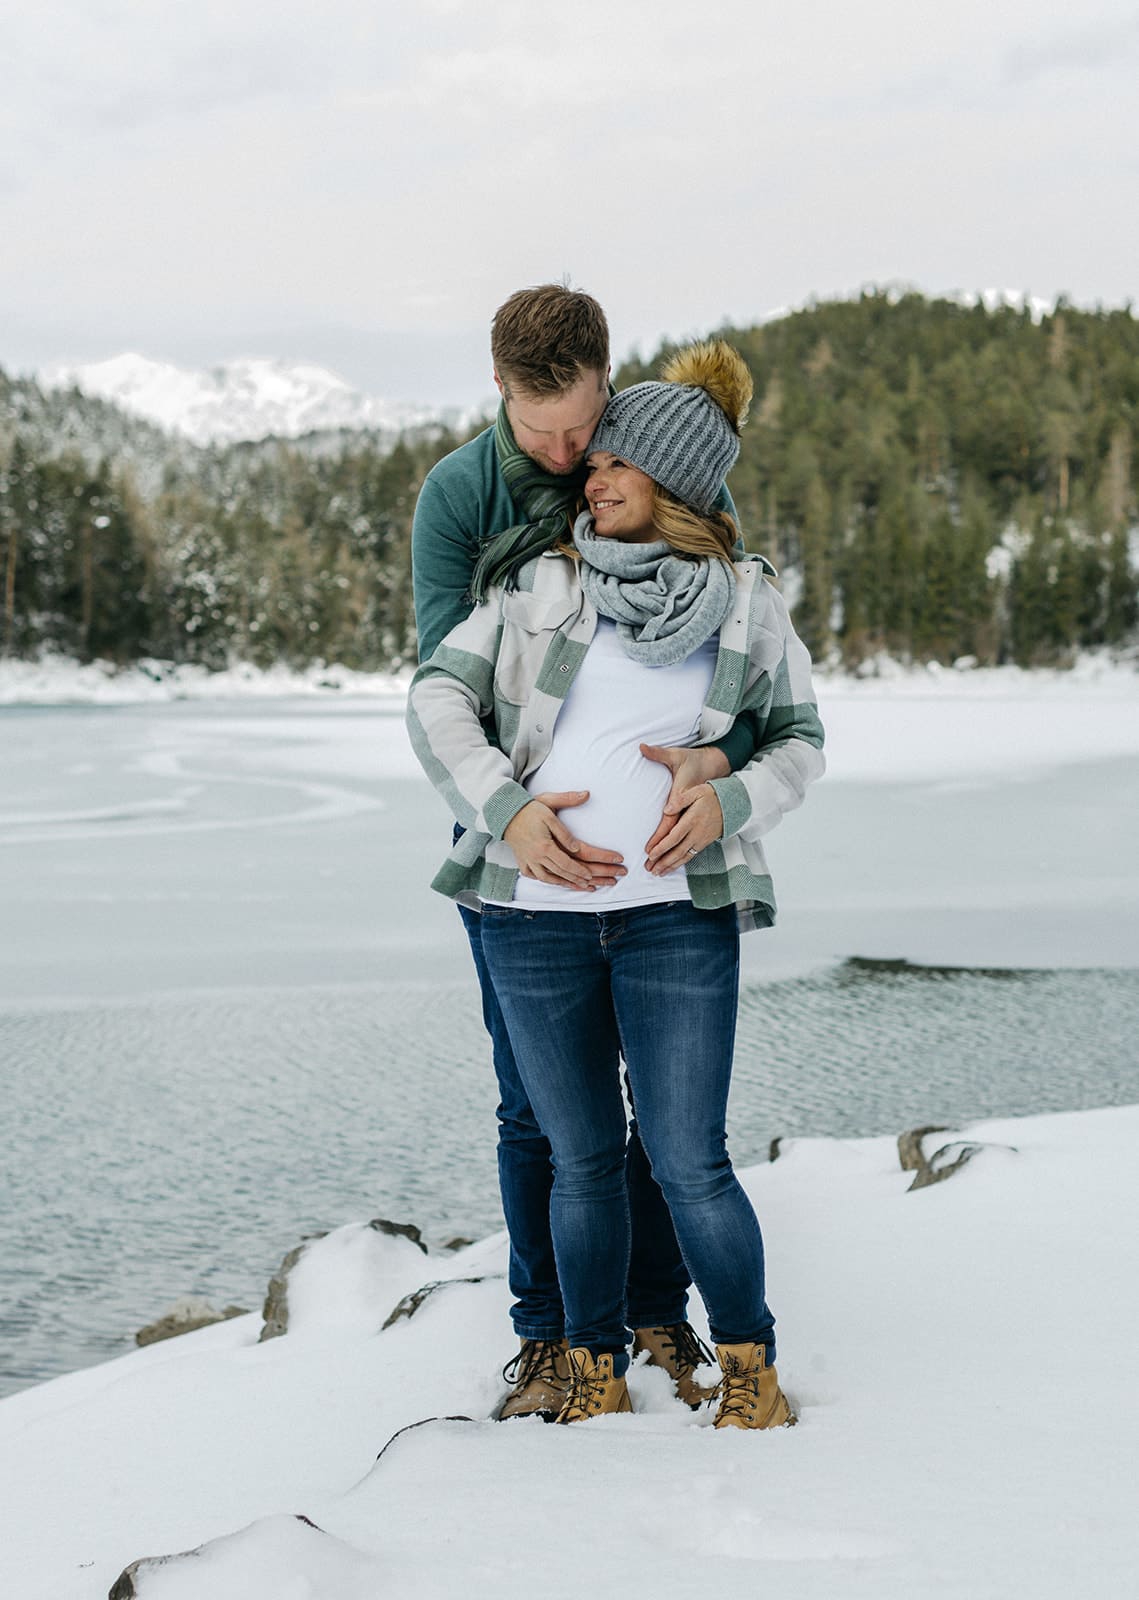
[586,341,752,513]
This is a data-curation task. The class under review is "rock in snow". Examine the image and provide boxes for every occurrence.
[108,1516,367,1600]
[895,1124,1019,1192]
[259,1218,430,1343]
[135,1301,249,1348]
[1,1108,1137,1600]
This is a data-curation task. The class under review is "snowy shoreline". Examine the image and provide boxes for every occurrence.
[0,654,414,706]
[1,648,1136,707]
[3,1103,1137,1599]
[4,684,1138,1410]
[3,661,1138,1595]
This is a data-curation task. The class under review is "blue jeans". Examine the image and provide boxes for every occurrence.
[478,900,775,1368]
[459,901,691,1341]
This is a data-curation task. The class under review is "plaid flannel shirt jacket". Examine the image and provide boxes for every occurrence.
[407,550,825,933]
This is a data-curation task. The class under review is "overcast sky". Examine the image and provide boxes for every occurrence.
[2,0,1137,405]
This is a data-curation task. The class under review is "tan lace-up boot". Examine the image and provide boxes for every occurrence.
[492,1338,570,1422]
[633,1322,718,1408]
[713,1342,796,1430]
[554,1348,633,1423]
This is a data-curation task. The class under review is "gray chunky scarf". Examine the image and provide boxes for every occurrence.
[571,511,735,666]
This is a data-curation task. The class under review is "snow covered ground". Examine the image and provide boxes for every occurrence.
[1,1106,1136,1599]
[0,653,413,706]
[2,646,1136,711]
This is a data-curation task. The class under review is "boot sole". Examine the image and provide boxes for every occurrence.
[492,1405,561,1423]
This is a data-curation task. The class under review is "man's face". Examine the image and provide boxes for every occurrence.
[497,369,609,475]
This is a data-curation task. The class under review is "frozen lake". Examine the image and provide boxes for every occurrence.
[2,684,1138,1393]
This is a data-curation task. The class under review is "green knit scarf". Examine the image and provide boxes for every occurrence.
[466,402,586,605]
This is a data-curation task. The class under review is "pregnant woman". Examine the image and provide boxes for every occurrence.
[407,342,824,1428]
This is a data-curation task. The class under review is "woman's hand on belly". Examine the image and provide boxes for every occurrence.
[504,793,627,889]
[641,741,727,874]
[641,742,728,873]
[644,783,724,873]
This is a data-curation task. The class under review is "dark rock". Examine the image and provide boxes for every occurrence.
[382,1277,492,1330]
[135,1300,249,1347]
[897,1125,950,1173]
[109,1516,325,1597]
[846,955,1036,981]
[908,1141,985,1190]
[898,1125,1017,1191]
[441,1235,476,1252]
[260,1218,429,1342]
[366,1218,428,1253]
[108,1550,190,1598]
[375,1414,476,1462]
[260,1239,313,1343]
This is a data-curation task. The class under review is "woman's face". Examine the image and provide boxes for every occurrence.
[584,452,657,543]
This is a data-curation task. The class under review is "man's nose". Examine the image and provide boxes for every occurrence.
[547,437,577,466]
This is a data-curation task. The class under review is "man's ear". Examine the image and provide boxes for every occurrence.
[493,370,506,399]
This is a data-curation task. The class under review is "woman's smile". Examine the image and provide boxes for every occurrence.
[585,451,657,542]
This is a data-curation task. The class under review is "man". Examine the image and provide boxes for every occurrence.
[411,284,757,1418]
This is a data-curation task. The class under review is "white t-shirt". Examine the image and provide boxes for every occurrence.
[506,619,718,912]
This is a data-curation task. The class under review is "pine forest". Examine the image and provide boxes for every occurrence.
[2,291,1137,673]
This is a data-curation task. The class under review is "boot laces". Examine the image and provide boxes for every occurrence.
[561,1355,613,1419]
[715,1352,760,1423]
[658,1322,714,1376]
[501,1338,564,1388]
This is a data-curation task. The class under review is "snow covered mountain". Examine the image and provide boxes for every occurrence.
[38,354,471,447]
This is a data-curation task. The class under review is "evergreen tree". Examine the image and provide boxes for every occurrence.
[4,293,1137,671]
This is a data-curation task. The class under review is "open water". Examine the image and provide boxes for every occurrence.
[1,700,1137,1394]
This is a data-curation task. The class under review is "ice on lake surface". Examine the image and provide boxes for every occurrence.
[1,695,1137,1394]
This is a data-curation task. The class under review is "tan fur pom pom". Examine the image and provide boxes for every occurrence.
[660,340,753,432]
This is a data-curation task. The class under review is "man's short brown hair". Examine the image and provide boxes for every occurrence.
[491,283,609,398]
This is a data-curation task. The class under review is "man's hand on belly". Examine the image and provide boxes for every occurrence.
[504,793,627,889]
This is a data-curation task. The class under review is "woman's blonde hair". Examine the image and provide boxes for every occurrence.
[560,488,738,564]
[649,484,737,562]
